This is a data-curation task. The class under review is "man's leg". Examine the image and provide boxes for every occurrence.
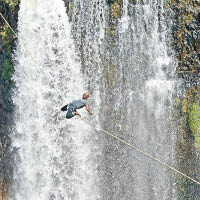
[66,109,75,119]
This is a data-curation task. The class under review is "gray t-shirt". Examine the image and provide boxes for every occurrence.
[71,99,88,110]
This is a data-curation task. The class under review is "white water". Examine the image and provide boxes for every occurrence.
[12,0,98,199]
[116,1,177,199]
[68,0,178,199]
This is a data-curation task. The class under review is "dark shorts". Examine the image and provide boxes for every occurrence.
[61,104,76,119]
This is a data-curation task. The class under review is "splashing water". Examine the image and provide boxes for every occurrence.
[12,0,99,199]
[69,0,178,199]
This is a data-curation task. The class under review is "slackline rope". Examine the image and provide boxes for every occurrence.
[1,12,200,187]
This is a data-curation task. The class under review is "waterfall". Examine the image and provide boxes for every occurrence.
[12,0,99,199]
[116,1,177,199]
[12,0,179,199]
[114,1,177,199]
[70,0,178,199]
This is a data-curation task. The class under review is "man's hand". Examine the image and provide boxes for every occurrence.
[75,112,81,117]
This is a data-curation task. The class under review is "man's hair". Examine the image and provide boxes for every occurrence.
[83,92,89,98]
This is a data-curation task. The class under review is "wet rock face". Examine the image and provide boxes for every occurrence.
[170,0,200,198]
[171,0,200,151]
[0,0,19,198]
[171,0,200,82]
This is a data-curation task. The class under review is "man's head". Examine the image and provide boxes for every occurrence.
[83,92,89,99]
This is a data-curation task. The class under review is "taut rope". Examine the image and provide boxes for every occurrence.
[1,12,199,187]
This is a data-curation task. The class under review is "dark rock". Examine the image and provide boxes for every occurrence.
[0,0,19,196]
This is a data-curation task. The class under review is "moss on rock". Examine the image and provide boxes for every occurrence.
[172,0,200,76]
[0,24,15,87]
[180,86,200,150]
[189,103,200,149]
[0,1,19,88]
[2,58,14,85]
[181,98,188,113]
[111,2,122,19]
[68,1,74,18]
[0,24,14,45]
[3,0,19,10]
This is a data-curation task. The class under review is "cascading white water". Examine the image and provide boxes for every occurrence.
[69,0,178,199]
[11,0,99,199]
[115,1,178,199]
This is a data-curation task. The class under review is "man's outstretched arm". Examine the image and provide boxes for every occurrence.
[86,105,93,115]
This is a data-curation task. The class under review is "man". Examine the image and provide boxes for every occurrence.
[61,92,93,119]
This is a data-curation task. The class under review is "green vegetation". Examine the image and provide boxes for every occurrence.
[106,25,117,37]
[0,24,14,45]
[0,1,19,88]
[165,0,171,9]
[3,0,19,10]
[106,0,123,43]
[172,0,200,74]
[2,58,14,85]
[65,0,81,22]
[111,2,122,19]
[181,98,187,113]
[0,24,15,86]
[68,2,74,18]
[180,87,200,150]
[189,103,200,149]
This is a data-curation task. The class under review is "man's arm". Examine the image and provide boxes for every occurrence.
[86,105,93,115]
